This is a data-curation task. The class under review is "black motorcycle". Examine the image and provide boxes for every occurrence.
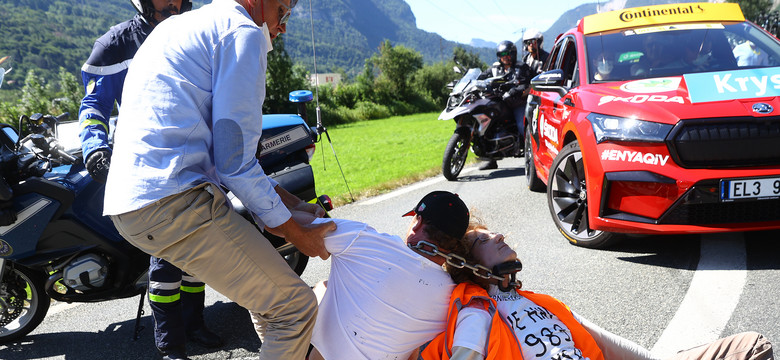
[0,90,329,343]
[439,67,524,181]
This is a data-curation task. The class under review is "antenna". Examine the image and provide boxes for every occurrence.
[306,0,354,202]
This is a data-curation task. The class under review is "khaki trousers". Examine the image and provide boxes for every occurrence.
[111,183,316,360]
[667,332,773,360]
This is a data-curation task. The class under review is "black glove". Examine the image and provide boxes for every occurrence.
[502,87,518,100]
[85,149,111,183]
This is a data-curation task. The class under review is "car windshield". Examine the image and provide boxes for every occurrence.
[585,21,780,83]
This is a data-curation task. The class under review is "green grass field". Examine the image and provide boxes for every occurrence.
[310,112,475,207]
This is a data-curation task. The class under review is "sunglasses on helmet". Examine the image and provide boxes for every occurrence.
[497,51,512,57]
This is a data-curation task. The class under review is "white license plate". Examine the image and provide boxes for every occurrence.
[720,176,780,201]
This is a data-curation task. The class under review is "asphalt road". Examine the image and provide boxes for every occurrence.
[3,158,779,360]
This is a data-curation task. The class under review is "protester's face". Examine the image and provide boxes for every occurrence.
[261,0,292,38]
[466,228,517,268]
[151,0,183,23]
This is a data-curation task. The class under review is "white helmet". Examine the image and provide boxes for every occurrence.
[523,28,544,46]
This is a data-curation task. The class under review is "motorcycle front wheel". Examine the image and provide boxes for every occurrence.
[442,131,470,181]
[0,265,50,343]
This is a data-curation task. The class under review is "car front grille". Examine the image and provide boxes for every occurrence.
[657,180,780,225]
[660,198,780,224]
[667,117,780,168]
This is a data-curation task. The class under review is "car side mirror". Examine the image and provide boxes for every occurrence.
[530,69,568,97]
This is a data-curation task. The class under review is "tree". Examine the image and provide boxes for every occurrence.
[453,46,486,71]
[411,62,457,107]
[370,40,423,99]
[264,35,311,115]
[729,0,773,23]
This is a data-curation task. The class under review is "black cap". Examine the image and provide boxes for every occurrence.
[402,191,470,239]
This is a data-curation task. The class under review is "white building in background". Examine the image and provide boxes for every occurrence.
[310,73,342,87]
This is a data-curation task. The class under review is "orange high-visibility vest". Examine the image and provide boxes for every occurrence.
[420,283,605,360]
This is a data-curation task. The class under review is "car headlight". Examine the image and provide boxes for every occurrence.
[587,113,672,144]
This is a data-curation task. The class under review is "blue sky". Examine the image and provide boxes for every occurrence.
[403,0,601,44]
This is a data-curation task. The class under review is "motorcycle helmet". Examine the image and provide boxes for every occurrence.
[131,0,192,24]
[523,28,544,47]
[496,40,518,64]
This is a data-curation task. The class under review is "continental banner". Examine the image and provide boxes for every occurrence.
[582,2,744,34]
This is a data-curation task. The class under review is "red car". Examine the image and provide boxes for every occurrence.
[525,2,780,248]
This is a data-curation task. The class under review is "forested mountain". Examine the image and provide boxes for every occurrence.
[282,0,494,75]
[0,0,494,92]
[0,0,134,91]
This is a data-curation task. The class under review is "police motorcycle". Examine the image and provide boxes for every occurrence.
[439,65,524,181]
[0,83,330,343]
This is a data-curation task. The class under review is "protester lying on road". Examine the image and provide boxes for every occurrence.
[418,221,774,360]
[272,191,472,360]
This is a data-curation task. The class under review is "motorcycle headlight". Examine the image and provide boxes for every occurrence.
[587,113,672,144]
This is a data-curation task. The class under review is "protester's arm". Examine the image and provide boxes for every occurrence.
[574,311,661,360]
[449,305,491,360]
[450,347,485,360]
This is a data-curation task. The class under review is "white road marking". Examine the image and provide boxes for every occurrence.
[651,233,747,358]
[359,167,477,205]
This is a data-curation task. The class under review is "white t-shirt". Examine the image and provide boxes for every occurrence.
[489,286,586,360]
[733,41,769,67]
[311,218,455,360]
[452,286,585,360]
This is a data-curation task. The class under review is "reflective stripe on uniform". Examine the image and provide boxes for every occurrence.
[181,284,205,294]
[81,59,132,76]
[80,118,109,132]
[148,292,181,304]
[182,274,201,283]
[149,280,181,291]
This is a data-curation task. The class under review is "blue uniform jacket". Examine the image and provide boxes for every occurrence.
[78,14,152,160]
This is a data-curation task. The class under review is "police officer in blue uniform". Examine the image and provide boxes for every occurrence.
[78,1,222,359]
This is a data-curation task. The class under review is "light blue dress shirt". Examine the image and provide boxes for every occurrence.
[104,0,290,228]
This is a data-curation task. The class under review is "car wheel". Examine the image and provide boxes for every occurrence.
[525,124,546,192]
[547,142,616,249]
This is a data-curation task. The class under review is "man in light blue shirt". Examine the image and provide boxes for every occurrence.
[104,0,335,358]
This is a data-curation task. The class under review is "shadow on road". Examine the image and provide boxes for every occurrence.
[602,229,780,271]
[745,229,780,270]
[458,166,524,182]
[0,301,259,360]
[605,233,701,270]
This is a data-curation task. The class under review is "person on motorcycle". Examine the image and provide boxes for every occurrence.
[522,28,549,76]
[477,40,532,170]
[77,1,222,359]
[103,0,336,359]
